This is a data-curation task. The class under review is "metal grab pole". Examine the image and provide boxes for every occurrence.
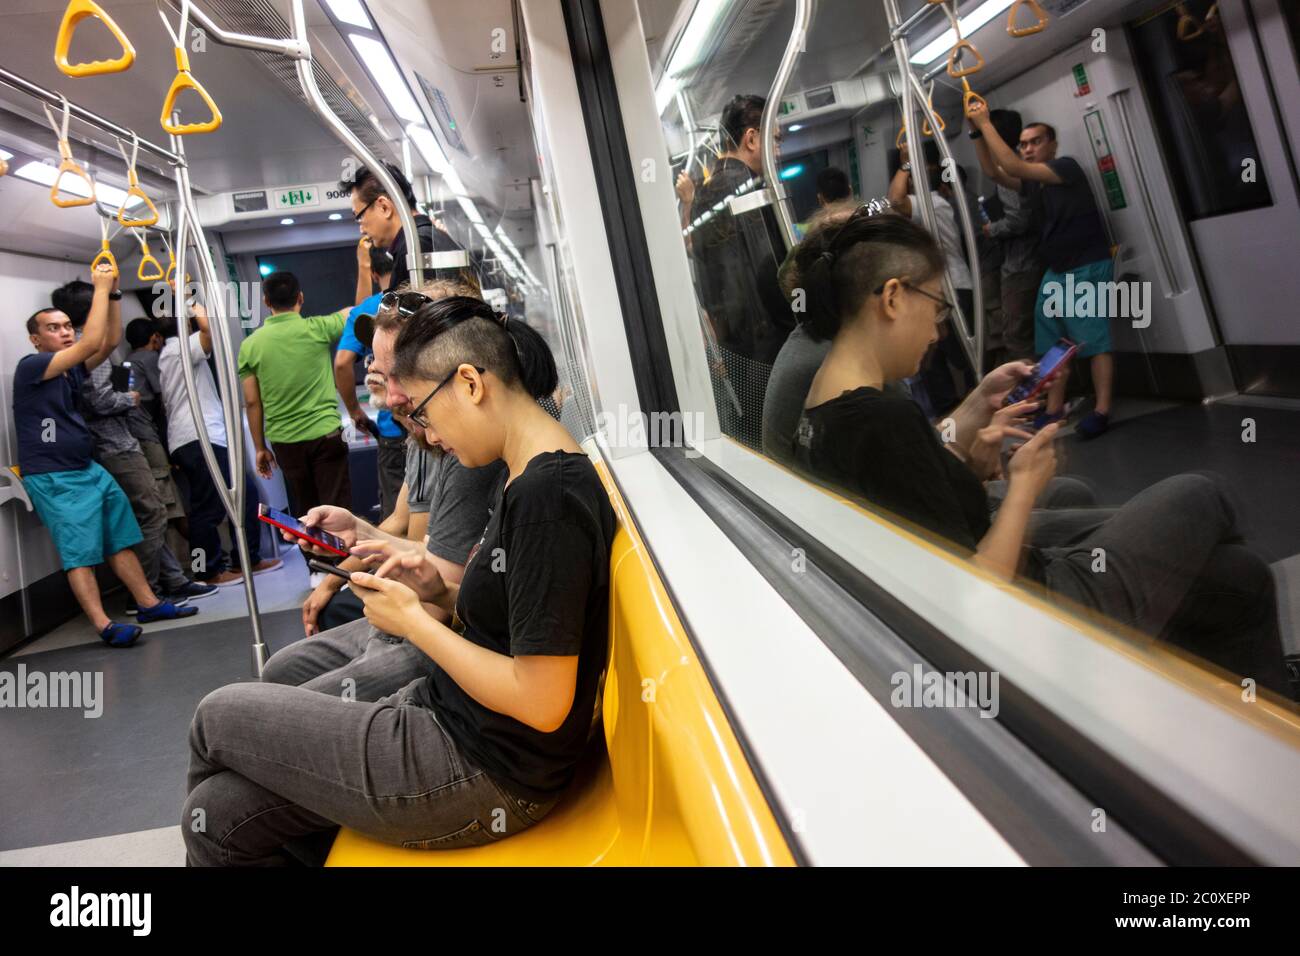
[0,65,182,167]
[287,1,424,287]
[759,0,813,250]
[175,0,424,287]
[905,68,983,376]
[883,0,984,379]
[167,124,268,674]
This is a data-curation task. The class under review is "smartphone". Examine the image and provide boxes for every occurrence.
[307,558,353,582]
[110,363,131,392]
[1003,338,1080,407]
[256,504,350,557]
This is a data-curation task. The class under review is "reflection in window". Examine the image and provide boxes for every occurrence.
[1132,0,1272,220]
[675,93,794,450]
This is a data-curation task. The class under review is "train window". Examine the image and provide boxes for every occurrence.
[1131,0,1273,220]
[636,0,1300,727]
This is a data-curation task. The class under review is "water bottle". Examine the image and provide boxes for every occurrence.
[977,195,991,225]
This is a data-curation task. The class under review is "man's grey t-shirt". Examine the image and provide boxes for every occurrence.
[424,452,506,565]
[761,323,913,468]
[762,324,831,468]
[404,439,437,514]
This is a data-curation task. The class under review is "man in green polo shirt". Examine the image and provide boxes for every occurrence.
[238,271,353,515]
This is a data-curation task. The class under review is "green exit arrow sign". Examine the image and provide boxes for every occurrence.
[274,186,320,210]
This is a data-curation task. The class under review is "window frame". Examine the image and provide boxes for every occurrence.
[558,0,1300,865]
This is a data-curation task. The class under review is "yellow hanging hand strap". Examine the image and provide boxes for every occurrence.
[920,84,945,137]
[54,0,135,78]
[116,133,159,227]
[1008,0,1049,38]
[947,39,985,79]
[43,96,96,208]
[961,77,987,118]
[158,1,222,134]
[135,229,164,282]
[91,217,119,277]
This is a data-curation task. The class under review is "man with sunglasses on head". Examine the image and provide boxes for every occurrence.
[260,280,504,704]
[968,102,1115,439]
[339,162,467,295]
[335,239,409,520]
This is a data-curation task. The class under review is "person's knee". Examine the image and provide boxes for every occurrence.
[259,647,297,685]
[1168,472,1236,530]
[189,684,246,757]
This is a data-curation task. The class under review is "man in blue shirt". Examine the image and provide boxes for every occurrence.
[969,102,1115,439]
[13,265,195,646]
[334,240,407,518]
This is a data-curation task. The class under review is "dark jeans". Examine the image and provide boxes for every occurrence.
[1001,267,1043,362]
[1030,473,1290,697]
[261,616,433,701]
[376,434,407,521]
[272,429,352,516]
[172,441,263,579]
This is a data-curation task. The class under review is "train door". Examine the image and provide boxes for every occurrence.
[1129,0,1300,396]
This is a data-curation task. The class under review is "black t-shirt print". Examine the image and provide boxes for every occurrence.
[794,386,990,552]
[415,450,617,802]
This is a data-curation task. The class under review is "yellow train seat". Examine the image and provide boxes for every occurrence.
[326,464,793,866]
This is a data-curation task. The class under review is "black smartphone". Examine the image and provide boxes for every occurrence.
[307,558,353,582]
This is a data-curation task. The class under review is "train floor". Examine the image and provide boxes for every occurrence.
[0,394,1296,866]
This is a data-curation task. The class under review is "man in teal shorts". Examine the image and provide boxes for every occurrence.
[968,104,1115,439]
[14,265,195,647]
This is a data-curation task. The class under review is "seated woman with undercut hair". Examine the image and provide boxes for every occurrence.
[791,212,1292,700]
[182,296,616,865]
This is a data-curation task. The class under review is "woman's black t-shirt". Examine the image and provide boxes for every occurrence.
[794,387,990,551]
[413,449,616,802]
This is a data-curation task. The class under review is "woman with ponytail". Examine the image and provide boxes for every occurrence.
[792,211,1290,699]
[183,297,617,865]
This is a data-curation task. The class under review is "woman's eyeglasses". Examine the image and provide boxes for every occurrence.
[872,280,955,323]
[407,365,486,429]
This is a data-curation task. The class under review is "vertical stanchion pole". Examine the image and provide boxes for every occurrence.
[883,0,984,378]
[168,121,268,675]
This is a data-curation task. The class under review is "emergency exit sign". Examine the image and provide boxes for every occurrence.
[1072,63,1092,97]
[274,187,320,209]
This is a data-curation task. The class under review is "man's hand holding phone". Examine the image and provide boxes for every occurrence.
[273,505,356,555]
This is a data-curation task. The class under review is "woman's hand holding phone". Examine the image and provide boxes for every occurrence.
[970,399,1039,481]
[978,361,1036,412]
[352,539,448,606]
[350,572,425,638]
[1008,421,1061,499]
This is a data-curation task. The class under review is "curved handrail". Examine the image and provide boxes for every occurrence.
[907,66,983,374]
[885,0,983,377]
[167,122,268,673]
[54,0,135,78]
[758,0,813,250]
